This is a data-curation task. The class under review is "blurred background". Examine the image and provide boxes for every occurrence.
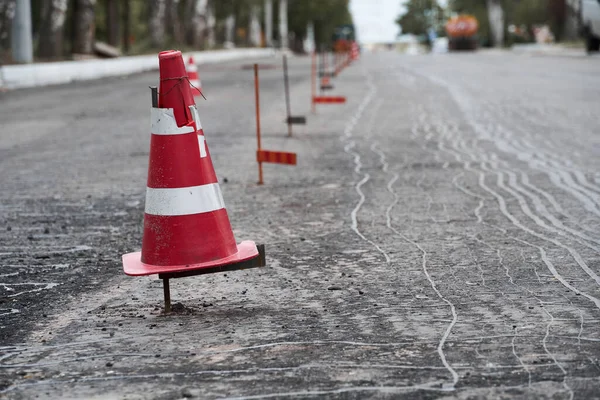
[0,0,594,64]
[0,0,352,63]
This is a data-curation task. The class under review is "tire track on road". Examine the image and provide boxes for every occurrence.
[342,73,390,264]
[370,111,460,389]
[431,115,578,395]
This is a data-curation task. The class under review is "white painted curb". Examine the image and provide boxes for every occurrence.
[0,48,275,90]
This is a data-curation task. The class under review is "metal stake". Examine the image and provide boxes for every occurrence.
[163,277,171,313]
[254,64,264,185]
[150,86,158,107]
[283,55,292,137]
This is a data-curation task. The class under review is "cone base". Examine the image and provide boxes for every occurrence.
[123,240,259,276]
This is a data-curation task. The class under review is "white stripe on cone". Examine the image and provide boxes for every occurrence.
[151,108,195,135]
[188,105,202,129]
[145,183,225,216]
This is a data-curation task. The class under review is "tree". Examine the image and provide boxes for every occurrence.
[396,0,444,38]
[149,0,166,48]
[37,0,68,58]
[486,0,504,46]
[165,0,183,45]
[0,0,16,58]
[288,0,352,48]
[185,0,208,48]
[105,0,118,46]
[121,0,130,53]
[72,0,96,54]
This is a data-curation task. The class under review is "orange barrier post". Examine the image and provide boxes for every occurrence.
[320,49,333,91]
[312,49,346,106]
[255,63,297,183]
[311,51,316,113]
[313,96,346,104]
[282,55,306,137]
[254,64,264,185]
[257,150,297,165]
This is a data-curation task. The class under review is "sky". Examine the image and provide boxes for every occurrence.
[349,0,448,44]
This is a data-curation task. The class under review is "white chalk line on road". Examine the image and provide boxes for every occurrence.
[396,72,586,395]
[406,67,600,315]
[439,120,600,308]
[486,102,600,211]
[429,116,577,395]
[415,68,600,233]
[342,71,390,264]
[369,104,459,388]
[417,98,587,396]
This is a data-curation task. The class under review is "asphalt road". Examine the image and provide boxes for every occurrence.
[1,50,600,399]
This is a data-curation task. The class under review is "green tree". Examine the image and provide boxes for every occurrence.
[396,0,444,41]
[288,0,352,47]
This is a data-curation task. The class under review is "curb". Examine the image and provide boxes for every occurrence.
[511,44,586,57]
[0,48,275,90]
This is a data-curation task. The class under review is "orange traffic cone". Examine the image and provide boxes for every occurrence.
[122,50,264,310]
[351,41,360,61]
[186,55,202,97]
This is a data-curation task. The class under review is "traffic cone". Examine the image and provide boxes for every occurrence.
[122,50,260,277]
[186,55,202,97]
[351,42,360,61]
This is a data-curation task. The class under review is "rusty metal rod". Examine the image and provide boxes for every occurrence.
[150,86,158,108]
[254,64,264,185]
[163,277,171,313]
[283,55,292,137]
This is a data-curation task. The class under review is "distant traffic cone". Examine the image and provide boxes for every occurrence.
[186,55,202,97]
[123,50,260,277]
[351,41,360,61]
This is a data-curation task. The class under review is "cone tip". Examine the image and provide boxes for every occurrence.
[159,50,181,60]
[188,56,194,64]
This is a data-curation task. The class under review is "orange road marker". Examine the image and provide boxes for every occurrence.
[254,63,297,185]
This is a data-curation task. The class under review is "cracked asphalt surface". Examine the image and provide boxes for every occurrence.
[1,51,600,399]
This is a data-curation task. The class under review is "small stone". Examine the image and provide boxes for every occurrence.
[105,362,113,367]
[327,286,342,291]
[358,290,364,295]
[223,177,229,183]
[6,226,11,231]
[182,388,201,398]
[43,227,50,234]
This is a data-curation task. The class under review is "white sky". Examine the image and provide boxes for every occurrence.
[349,0,448,44]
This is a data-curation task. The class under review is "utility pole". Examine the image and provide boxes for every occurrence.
[264,0,273,47]
[278,0,288,52]
[11,0,33,63]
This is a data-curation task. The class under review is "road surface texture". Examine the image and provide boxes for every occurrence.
[1,51,600,399]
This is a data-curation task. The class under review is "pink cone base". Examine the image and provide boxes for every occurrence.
[123,240,259,276]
